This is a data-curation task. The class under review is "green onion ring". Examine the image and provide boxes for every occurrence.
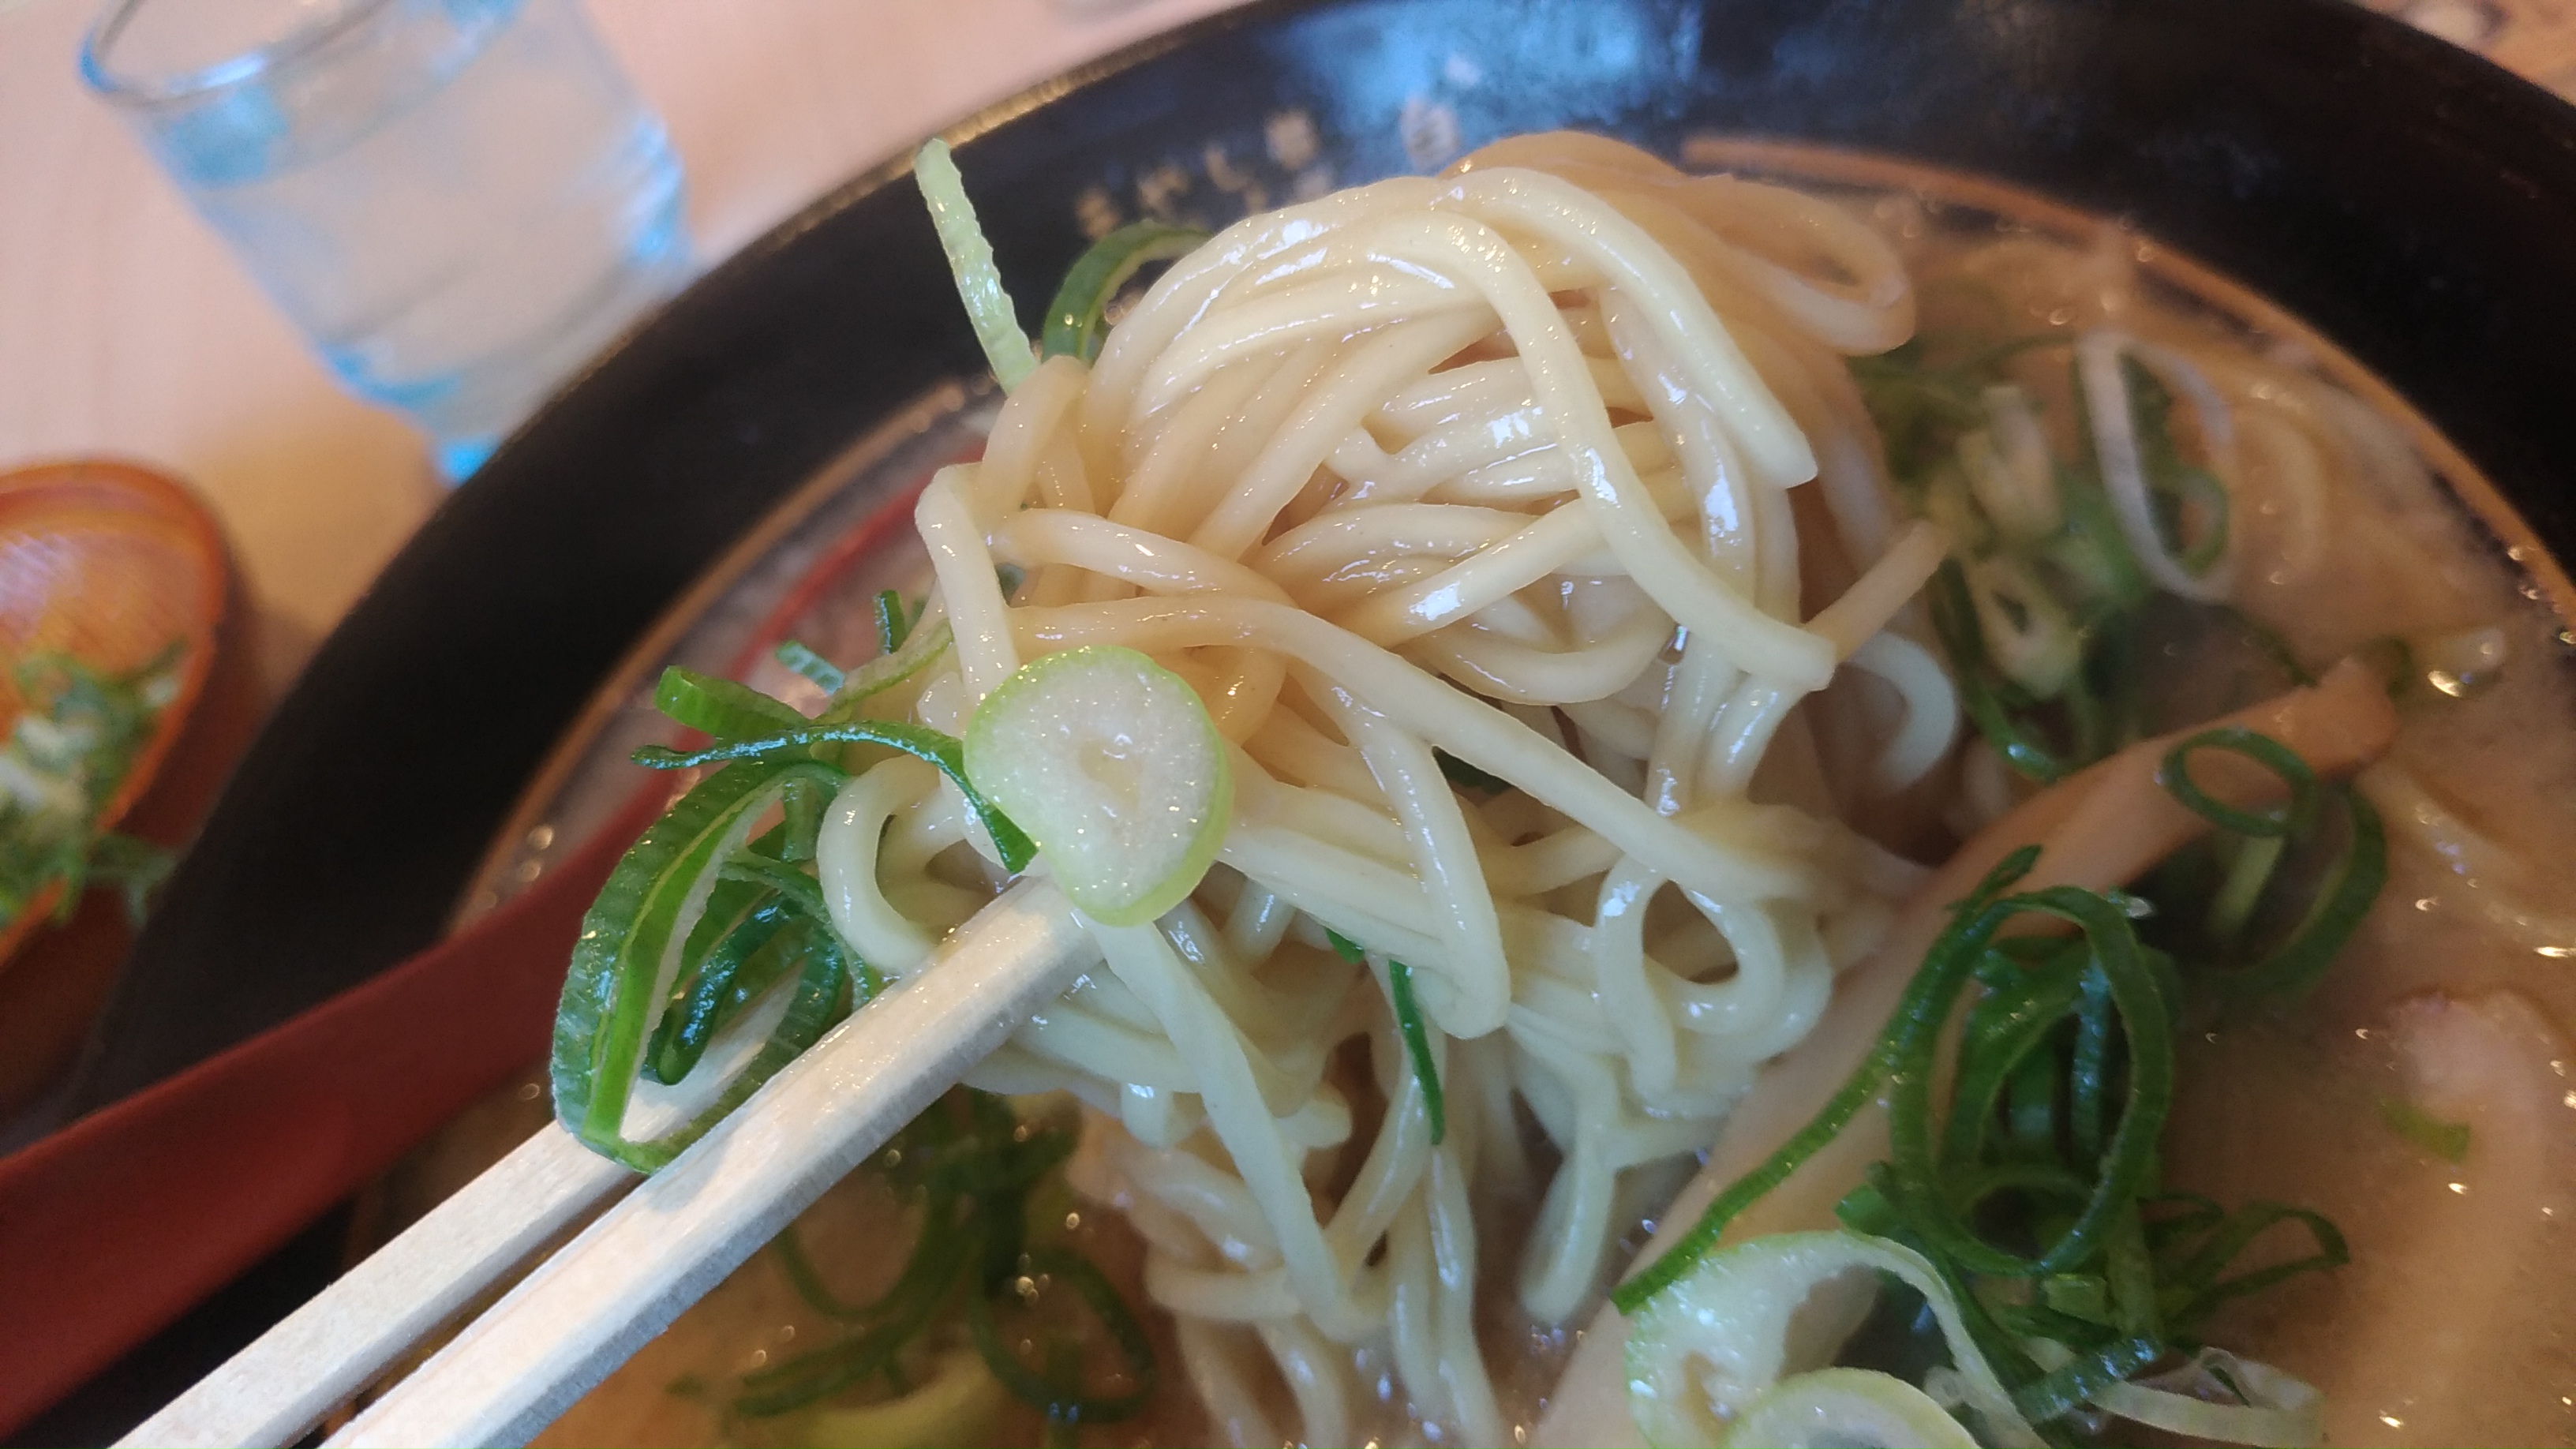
[2211,785,2387,1001]
[2159,1201,2349,1335]
[1883,888,2175,1280]
[1613,847,2043,1313]
[966,1246,1159,1425]
[773,638,847,694]
[634,720,1035,873]
[552,758,856,1169]
[2012,1335,2163,1424]
[1942,956,2087,1170]
[739,1222,966,1414]
[1931,560,2069,782]
[1040,223,1208,365]
[644,898,797,1086]
[1387,959,1447,1146]
[2155,726,2320,839]
[654,665,810,742]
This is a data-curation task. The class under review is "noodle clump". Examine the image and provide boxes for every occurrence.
[820,133,1955,1444]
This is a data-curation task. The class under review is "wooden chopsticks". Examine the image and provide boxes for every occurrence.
[124,877,1096,1449]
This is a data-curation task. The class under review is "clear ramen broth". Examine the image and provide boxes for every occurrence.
[396,140,2576,1449]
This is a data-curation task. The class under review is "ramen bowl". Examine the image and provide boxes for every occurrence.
[35,0,2576,1440]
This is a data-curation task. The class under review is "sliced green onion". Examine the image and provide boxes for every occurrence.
[1434,747,1513,795]
[2001,1046,2057,1156]
[2076,339,2234,601]
[1847,333,2065,486]
[818,618,954,724]
[2156,1200,2348,1335]
[1623,1231,2041,1449]
[1840,1174,2047,1390]
[1919,467,1990,554]
[2011,1334,2162,1425]
[1615,847,2042,1312]
[777,777,823,863]
[773,639,847,694]
[1964,555,2082,697]
[2102,1208,2160,1338]
[1623,813,2358,1440]
[2046,475,2156,615]
[2213,604,2316,688]
[1962,384,2062,541]
[0,647,182,932]
[873,589,910,656]
[1723,1368,1977,1449]
[962,646,1231,925]
[1943,951,2087,1170]
[2091,1348,2323,1447]
[631,718,1034,874]
[644,897,797,1086]
[551,758,856,1169]
[1884,888,2175,1279]
[721,848,844,930]
[1930,562,2067,783]
[1387,960,1446,1145]
[653,665,811,742]
[1329,930,1446,1143]
[2379,1095,2473,1162]
[2039,1273,2111,1324]
[715,850,886,1001]
[743,1095,1138,1424]
[2167,466,2233,576]
[2140,1189,2229,1251]
[739,1245,958,1413]
[2209,784,2385,1001]
[801,1348,1003,1447]
[2155,726,2320,839]
[915,138,1035,391]
[2068,968,2114,1161]
[2061,659,2114,766]
[773,1220,922,1322]
[966,1247,1159,1426]
[2204,833,2286,942]
[1040,222,1208,365]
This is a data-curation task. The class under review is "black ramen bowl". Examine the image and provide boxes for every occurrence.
[31,0,2576,1436]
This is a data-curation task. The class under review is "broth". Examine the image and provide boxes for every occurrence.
[1860,164,2576,1447]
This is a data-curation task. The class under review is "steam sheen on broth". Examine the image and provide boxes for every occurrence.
[500,134,2576,1448]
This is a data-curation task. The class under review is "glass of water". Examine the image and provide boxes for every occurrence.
[83,0,693,479]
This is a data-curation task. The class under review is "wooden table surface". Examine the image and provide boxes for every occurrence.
[0,0,1246,702]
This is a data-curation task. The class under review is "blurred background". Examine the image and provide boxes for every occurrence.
[3,0,1244,707]
[0,0,1249,1139]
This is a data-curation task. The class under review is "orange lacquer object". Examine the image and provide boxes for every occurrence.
[0,459,229,969]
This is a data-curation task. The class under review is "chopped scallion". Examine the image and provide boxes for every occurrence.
[1040,222,1208,365]
[915,138,1036,391]
[773,638,847,694]
[1387,959,1446,1145]
[2379,1096,2473,1163]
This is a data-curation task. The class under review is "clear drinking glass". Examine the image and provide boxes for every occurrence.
[82,0,693,478]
